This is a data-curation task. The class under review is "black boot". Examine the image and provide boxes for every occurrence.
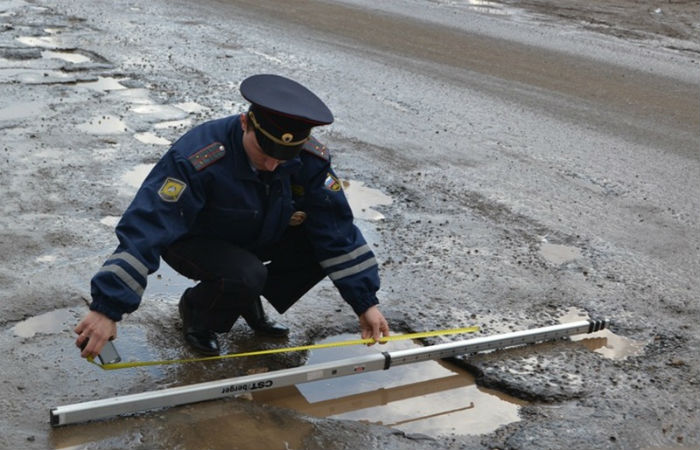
[242,297,289,337]
[178,289,220,355]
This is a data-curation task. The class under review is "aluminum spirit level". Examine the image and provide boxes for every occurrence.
[50,319,608,426]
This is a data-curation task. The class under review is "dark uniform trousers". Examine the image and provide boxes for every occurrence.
[161,226,325,332]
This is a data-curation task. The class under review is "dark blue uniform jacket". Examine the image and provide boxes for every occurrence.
[90,115,380,321]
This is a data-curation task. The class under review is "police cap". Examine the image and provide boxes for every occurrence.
[240,74,334,160]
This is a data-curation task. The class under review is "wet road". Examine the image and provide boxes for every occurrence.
[218,0,699,156]
[2,0,699,449]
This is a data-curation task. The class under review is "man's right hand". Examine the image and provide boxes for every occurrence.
[74,310,117,359]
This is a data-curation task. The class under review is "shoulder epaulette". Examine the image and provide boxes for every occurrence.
[188,142,226,171]
[302,136,330,161]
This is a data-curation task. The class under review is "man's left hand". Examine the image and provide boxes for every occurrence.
[359,305,389,345]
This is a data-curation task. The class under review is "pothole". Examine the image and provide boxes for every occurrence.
[41,50,92,64]
[78,76,128,92]
[12,308,161,367]
[16,35,62,49]
[76,114,128,134]
[559,307,645,360]
[133,132,171,145]
[12,308,77,338]
[119,163,154,192]
[342,180,392,221]
[253,333,526,436]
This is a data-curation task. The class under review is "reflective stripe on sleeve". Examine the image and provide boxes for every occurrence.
[327,256,378,282]
[98,264,145,297]
[319,244,371,269]
[106,252,149,279]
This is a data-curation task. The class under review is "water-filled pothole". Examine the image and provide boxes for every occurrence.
[41,50,91,64]
[12,308,77,338]
[253,333,525,436]
[342,180,392,221]
[78,76,127,92]
[559,307,645,360]
[133,132,171,145]
[76,114,128,134]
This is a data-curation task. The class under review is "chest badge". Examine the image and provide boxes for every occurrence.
[289,211,307,226]
[158,177,187,202]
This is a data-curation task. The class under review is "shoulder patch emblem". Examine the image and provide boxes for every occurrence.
[158,177,187,202]
[188,142,225,171]
[323,172,342,192]
[302,136,330,161]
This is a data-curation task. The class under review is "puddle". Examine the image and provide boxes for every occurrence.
[105,88,154,105]
[100,215,121,227]
[11,309,160,376]
[41,50,91,64]
[174,101,210,114]
[559,308,645,360]
[120,163,155,191]
[79,76,127,92]
[76,114,128,134]
[35,254,58,263]
[12,308,76,338]
[130,104,189,122]
[253,334,525,436]
[51,397,313,450]
[539,242,582,264]
[342,180,393,221]
[134,132,171,146]
[154,119,192,129]
[434,0,510,15]
[0,68,77,84]
[461,0,509,15]
[16,35,62,49]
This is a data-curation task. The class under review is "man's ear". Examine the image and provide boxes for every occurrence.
[240,113,248,132]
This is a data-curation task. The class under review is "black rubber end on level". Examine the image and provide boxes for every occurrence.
[587,319,610,333]
[49,408,60,427]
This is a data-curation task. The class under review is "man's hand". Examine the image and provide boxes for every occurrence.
[74,310,117,359]
[359,305,390,345]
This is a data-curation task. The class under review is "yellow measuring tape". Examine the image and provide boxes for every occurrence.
[89,326,479,371]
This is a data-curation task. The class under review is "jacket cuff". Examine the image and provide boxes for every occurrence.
[89,297,124,322]
[350,295,379,316]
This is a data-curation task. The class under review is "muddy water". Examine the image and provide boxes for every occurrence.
[253,334,526,436]
[51,398,316,450]
[559,307,645,360]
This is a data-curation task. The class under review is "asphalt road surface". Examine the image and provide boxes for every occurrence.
[1,0,698,449]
